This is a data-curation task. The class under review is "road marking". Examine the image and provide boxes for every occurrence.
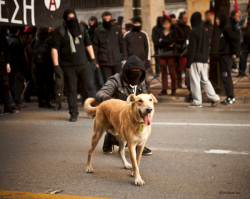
[150,147,250,155]
[0,190,109,199]
[152,122,250,127]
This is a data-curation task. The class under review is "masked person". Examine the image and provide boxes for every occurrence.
[216,13,240,105]
[186,12,220,108]
[50,9,96,122]
[124,16,151,93]
[93,11,126,83]
[95,55,152,155]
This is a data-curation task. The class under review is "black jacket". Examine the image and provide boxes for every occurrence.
[186,12,210,68]
[93,23,125,66]
[156,30,175,53]
[174,22,191,46]
[152,17,163,48]
[203,20,213,45]
[95,55,147,102]
[124,30,150,62]
[217,13,240,57]
[7,34,26,68]
[0,33,10,75]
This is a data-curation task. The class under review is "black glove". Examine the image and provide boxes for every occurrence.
[54,65,63,79]
[91,59,97,71]
[145,60,151,70]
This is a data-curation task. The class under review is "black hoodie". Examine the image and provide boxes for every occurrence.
[95,55,147,102]
[186,12,210,69]
[217,13,240,57]
[152,17,163,46]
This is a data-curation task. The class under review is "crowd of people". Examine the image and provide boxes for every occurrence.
[0,8,249,117]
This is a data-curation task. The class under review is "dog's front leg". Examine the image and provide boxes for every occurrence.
[128,144,145,186]
[118,140,132,170]
[136,141,146,167]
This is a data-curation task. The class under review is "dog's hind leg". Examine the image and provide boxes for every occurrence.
[128,144,145,186]
[117,138,132,170]
[86,119,106,173]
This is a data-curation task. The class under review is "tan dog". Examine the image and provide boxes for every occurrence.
[84,93,158,186]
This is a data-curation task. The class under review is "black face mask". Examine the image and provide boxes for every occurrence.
[103,19,112,29]
[65,17,81,36]
[131,25,141,32]
[125,70,143,85]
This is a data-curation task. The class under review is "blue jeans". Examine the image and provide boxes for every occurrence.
[239,42,250,75]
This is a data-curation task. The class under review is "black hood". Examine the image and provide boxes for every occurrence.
[63,9,81,36]
[157,16,163,27]
[191,12,202,28]
[122,55,146,85]
[217,13,228,29]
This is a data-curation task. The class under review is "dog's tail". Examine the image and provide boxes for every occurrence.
[84,98,99,118]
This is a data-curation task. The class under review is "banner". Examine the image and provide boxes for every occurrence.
[0,0,70,27]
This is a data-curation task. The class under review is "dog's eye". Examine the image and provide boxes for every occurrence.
[138,99,143,103]
[149,99,152,101]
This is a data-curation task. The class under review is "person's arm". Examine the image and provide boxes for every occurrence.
[51,48,59,66]
[123,32,129,63]
[118,28,126,64]
[224,27,240,57]
[141,31,151,61]
[186,31,197,70]
[3,36,10,73]
[95,78,118,102]
[86,45,95,59]
[92,30,99,66]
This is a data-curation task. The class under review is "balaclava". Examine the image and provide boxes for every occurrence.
[131,16,142,32]
[125,70,143,86]
[63,9,81,37]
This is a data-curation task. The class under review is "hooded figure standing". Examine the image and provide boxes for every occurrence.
[95,55,152,155]
[186,12,220,108]
[215,13,240,105]
[50,9,96,122]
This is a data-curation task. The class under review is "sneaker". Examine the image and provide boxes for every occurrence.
[220,97,235,105]
[211,100,220,107]
[231,68,238,73]
[158,90,167,96]
[102,133,113,154]
[69,112,78,122]
[188,103,203,108]
[142,146,152,155]
[54,103,62,111]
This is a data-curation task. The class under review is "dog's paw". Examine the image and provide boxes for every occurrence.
[86,166,94,173]
[124,163,132,170]
[135,178,145,186]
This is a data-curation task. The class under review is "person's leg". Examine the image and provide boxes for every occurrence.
[159,57,168,92]
[220,55,235,99]
[100,65,113,83]
[239,42,248,76]
[62,67,78,114]
[54,75,64,104]
[44,67,53,107]
[35,65,45,106]
[200,63,220,102]
[12,68,25,105]
[167,56,177,93]
[0,75,10,111]
[78,63,95,99]
[154,46,160,76]
[189,63,202,105]
[95,67,104,90]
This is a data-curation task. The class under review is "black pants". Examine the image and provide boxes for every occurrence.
[9,67,25,105]
[36,64,54,105]
[54,75,64,103]
[220,55,235,98]
[0,74,10,111]
[100,64,122,83]
[62,64,95,114]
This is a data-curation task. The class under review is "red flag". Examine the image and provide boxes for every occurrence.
[246,0,250,12]
[234,0,239,11]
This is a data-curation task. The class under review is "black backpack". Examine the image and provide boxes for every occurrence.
[33,38,50,64]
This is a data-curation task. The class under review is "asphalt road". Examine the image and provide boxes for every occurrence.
[0,101,250,199]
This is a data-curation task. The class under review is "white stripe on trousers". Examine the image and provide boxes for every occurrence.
[190,63,220,105]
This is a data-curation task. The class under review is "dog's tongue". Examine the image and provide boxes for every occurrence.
[144,114,151,126]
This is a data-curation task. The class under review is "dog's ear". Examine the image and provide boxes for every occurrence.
[150,93,158,103]
[126,94,135,104]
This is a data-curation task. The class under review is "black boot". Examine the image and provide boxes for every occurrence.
[54,103,62,111]
[69,112,78,122]
[102,133,114,154]
[171,89,176,96]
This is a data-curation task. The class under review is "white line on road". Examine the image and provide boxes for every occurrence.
[152,122,250,127]
[150,147,250,155]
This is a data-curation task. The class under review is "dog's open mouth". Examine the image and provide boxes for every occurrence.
[139,110,151,126]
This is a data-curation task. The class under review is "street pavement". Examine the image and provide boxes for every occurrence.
[0,100,250,199]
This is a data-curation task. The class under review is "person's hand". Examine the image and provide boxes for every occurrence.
[122,60,126,67]
[6,64,11,73]
[242,24,247,29]
[186,68,191,72]
[54,65,63,79]
[96,64,99,68]
[231,54,236,59]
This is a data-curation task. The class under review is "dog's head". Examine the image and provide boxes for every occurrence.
[126,93,158,126]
